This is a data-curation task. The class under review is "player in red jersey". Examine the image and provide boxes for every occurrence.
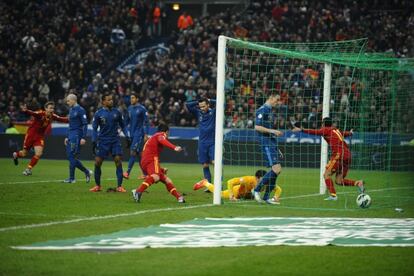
[132,123,185,203]
[293,117,365,200]
[13,102,68,175]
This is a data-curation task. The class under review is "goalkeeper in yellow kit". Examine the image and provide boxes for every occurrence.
[193,170,282,203]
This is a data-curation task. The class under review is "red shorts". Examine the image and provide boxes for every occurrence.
[326,153,351,177]
[141,157,161,176]
[23,133,44,150]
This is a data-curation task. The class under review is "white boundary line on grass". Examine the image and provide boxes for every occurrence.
[0,178,117,185]
[0,204,213,233]
[0,186,411,233]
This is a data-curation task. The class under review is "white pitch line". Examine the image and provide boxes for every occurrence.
[0,186,412,233]
[0,178,117,185]
[0,212,86,219]
[0,204,213,233]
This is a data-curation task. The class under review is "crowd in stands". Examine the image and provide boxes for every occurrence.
[0,0,413,133]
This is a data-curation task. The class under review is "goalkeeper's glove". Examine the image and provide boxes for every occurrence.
[92,142,97,156]
[126,137,132,149]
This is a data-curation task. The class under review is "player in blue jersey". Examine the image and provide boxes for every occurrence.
[185,98,216,184]
[253,94,283,204]
[63,94,92,183]
[89,94,130,192]
[123,93,149,179]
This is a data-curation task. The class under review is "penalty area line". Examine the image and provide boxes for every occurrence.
[0,178,117,185]
[0,204,213,233]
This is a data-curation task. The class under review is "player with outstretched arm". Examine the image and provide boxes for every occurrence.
[292,117,365,200]
[132,123,185,203]
[13,101,68,175]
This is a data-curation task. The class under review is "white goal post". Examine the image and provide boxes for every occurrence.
[213,35,332,205]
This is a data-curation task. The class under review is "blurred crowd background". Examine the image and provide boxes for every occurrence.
[0,0,413,133]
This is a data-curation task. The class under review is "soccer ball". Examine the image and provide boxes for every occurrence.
[356,193,371,208]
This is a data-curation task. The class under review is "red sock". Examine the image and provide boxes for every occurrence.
[325,178,336,196]
[137,175,156,193]
[28,155,40,169]
[165,182,180,199]
[342,179,356,186]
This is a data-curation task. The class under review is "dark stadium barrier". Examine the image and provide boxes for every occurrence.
[0,134,413,171]
[0,134,198,164]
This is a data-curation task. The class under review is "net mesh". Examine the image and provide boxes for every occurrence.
[221,37,414,209]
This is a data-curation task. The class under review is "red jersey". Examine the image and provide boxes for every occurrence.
[25,110,68,138]
[303,127,352,158]
[141,132,177,162]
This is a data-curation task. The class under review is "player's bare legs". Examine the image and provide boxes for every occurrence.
[113,155,125,192]
[90,156,104,192]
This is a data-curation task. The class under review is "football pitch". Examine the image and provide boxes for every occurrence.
[0,158,413,275]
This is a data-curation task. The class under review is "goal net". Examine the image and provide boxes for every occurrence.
[213,36,414,210]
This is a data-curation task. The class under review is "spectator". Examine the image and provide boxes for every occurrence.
[177,11,194,30]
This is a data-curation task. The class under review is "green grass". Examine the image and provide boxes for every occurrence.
[0,158,413,275]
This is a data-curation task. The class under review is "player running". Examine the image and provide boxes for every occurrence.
[63,94,92,183]
[185,98,216,186]
[252,94,283,204]
[132,123,185,203]
[123,93,149,180]
[89,94,130,192]
[13,102,68,175]
[292,117,365,200]
[193,170,283,203]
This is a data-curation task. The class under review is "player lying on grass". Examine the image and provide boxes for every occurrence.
[193,170,282,203]
[13,102,68,175]
[292,117,365,201]
[132,123,185,203]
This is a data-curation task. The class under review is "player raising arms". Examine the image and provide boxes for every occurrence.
[185,98,216,185]
[123,93,149,180]
[292,117,365,200]
[89,94,130,192]
[13,102,68,175]
[193,170,282,203]
[132,123,185,203]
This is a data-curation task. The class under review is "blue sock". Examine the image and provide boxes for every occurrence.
[263,172,278,200]
[127,155,136,174]
[203,167,211,183]
[116,165,123,187]
[75,159,87,173]
[68,156,76,180]
[255,170,276,193]
[94,165,101,185]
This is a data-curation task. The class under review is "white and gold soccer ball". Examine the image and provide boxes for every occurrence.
[356,193,372,208]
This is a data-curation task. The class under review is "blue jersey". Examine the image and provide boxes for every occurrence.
[255,103,277,143]
[92,107,128,143]
[186,100,216,144]
[68,104,88,138]
[125,104,149,137]
[255,103,280,166]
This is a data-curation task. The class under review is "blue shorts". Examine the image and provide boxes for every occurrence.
[198,142,214,164]
[66,135,81,158]
[261,144,281,167]
[96,139,123,158]
[130,134,144,153]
